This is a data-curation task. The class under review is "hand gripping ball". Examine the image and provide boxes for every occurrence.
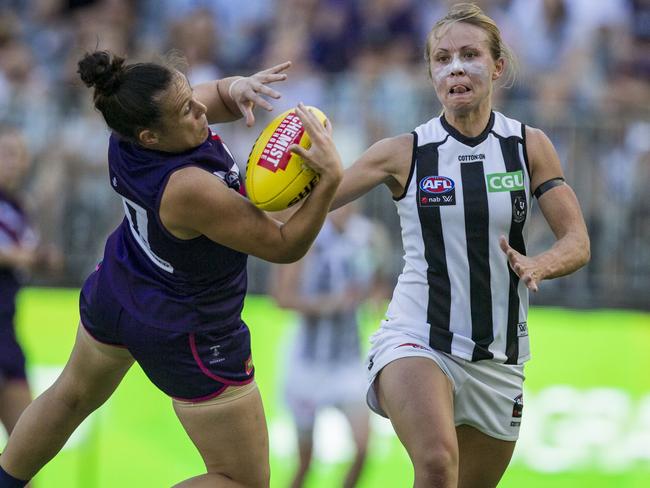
[246,106,327,211]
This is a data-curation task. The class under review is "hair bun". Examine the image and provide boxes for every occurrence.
[78,51,126,97]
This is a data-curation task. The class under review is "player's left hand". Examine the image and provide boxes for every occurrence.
[229,61,292,127]
[499,236,543,292]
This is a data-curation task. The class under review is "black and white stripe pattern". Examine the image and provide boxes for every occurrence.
[294,216,374,365]
[387,111,532,364]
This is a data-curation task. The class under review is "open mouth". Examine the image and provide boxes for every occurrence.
[449,85,471,95]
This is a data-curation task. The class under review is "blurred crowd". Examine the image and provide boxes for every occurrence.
[0,0,648,308]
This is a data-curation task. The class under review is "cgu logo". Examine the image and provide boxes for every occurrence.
[419,176,455,194]
[487,170,525,192]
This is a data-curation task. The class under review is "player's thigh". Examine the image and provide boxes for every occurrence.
[376,357,457,462]
[52,323,134,410]
[173,382,269,487]
[456,424,516,488]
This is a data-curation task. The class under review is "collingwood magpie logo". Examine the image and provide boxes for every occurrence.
[511,394,523,427]
[513,195,527,223]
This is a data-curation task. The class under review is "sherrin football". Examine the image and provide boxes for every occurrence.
[246,106,327,211]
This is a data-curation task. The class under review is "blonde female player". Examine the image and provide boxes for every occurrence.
[0,51,342,488]
[331,4,590,487]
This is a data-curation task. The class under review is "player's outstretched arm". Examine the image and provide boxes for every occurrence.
[500,127,590,292]
[331,133,413,211]
[194,62,292,126]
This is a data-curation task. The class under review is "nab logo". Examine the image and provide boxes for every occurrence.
[419,176,455,194]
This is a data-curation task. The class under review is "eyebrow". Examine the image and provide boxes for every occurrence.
[434,45,481,53]
[177,94,191,113]
[175,87,194,114]
[172,74,194,113]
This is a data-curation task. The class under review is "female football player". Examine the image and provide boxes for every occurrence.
[0,51,342,488]
[331,3,590,487]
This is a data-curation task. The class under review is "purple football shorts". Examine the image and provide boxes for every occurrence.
[79,276,254,402]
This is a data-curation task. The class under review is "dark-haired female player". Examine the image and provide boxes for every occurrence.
[332,4,589,488]
[0,51,342,488]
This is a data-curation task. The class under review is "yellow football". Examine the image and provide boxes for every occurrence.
[246,106,327,211]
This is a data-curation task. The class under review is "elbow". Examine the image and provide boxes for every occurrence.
[265,246,307,265]
[582,241,591,267]
[578,234,591,268]
[274,249,307,264]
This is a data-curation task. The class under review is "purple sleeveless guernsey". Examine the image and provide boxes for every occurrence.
[89,130,248,332]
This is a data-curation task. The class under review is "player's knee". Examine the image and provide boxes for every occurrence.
[412,442,458,486]
[50,377,101,418]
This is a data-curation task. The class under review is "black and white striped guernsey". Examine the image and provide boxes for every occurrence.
[386,111,532,365]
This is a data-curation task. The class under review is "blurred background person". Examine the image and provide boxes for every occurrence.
[272,203,390,488]
[0,126,61,446]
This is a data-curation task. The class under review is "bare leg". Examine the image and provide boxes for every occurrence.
[172,383,270,488]
[375,357,458,488]
[339,402,369,488]
[289,427,313,488]
[0,324,134,480]
[172,473,251,488]
[456,425,516,488]
[0,380,31,435]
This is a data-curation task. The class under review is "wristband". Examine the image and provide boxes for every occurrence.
[227,77,246,101]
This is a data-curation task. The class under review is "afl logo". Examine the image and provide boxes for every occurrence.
[419,176,455,194]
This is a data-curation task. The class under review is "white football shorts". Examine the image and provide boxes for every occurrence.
[366,325,525,441]
[284,358,367,431]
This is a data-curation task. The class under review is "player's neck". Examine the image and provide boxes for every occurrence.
[443,103,492,138]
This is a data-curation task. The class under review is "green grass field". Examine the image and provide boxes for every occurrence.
[8,288,650,487]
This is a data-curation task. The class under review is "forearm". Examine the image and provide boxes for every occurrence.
[195,77,243,124]
[277,177,339,263]
[535,230,590,281]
